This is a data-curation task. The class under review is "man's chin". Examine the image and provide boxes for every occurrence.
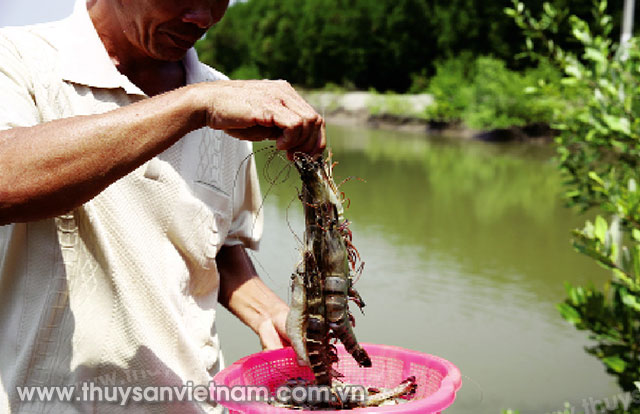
[162,52,189,62]
[149,45,190,62]
[152,32,197,61]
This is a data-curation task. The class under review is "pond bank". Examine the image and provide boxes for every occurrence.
[300,90,554,143]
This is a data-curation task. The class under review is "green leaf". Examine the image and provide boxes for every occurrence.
[584,47,606,64]
[582,220,595,238]
[588,171,605,186]
[565,189,581,198]
[620,290,640,311]
[602,114,631,135]
[611,140,625,152]
[526,37,533,50]
[602,356,626,373]
[561,77,579,86]
[568,285,581,303]
[557,303,582,324]
[571,20,592,43]
[565,64,583,79]
[609,241,618,263]
[598,0,607,13]
[597,78,617,96]
[543,2,558,19]
[594,216,608,244]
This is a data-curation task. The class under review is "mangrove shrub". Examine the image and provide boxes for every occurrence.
[508,0,640,399]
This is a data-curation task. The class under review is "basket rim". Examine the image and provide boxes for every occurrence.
[213,342,461,413]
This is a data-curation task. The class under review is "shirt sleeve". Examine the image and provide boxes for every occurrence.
[223,141,264,250]
[0,31,40,131]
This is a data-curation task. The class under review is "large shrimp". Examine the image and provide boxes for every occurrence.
[286,153,371,387]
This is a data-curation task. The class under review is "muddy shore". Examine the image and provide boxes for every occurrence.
[300,91,554,143]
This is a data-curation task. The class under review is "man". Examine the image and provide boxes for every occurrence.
[0,0,325,412]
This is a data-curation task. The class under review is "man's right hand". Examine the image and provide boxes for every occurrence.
[195,79,326,159]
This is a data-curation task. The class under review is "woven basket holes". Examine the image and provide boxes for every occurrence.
[409,363,444,398]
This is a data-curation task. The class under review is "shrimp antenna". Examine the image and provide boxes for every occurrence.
[337,175,367,189]
[230,144,290,285]
[285,193,304,247]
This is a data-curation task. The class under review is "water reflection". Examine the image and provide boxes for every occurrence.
[216,124,619,414]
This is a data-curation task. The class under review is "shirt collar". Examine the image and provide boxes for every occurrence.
[184,47,211,85]
[58,0,208,96]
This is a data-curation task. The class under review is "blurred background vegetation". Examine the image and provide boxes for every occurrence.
[196,0,626,92]
[195,0,632,130]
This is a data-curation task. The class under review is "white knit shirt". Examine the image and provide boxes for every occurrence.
[0,1,264,413]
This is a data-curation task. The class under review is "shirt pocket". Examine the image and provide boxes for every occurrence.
[190,181,232,241]
[152,159,231,297]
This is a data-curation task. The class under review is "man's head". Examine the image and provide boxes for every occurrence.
[102,0,229,61]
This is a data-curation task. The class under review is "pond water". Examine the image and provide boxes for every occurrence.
[216,123,621,413]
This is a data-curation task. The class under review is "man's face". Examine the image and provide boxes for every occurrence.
[116,0,230,61]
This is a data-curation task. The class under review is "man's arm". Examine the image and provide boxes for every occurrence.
[0,80,325,225]
[216,244,290,350]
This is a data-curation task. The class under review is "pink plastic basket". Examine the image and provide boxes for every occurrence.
[212,343,461,413]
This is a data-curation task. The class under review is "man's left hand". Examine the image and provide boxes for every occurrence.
[216,245,291,350]
[256,303,289,350]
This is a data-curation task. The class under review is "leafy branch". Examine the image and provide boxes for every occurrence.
[507,0,640,394]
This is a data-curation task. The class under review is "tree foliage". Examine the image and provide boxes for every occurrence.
[196,0,626,92]
[425,54,566,129]
[508,0,640,396]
